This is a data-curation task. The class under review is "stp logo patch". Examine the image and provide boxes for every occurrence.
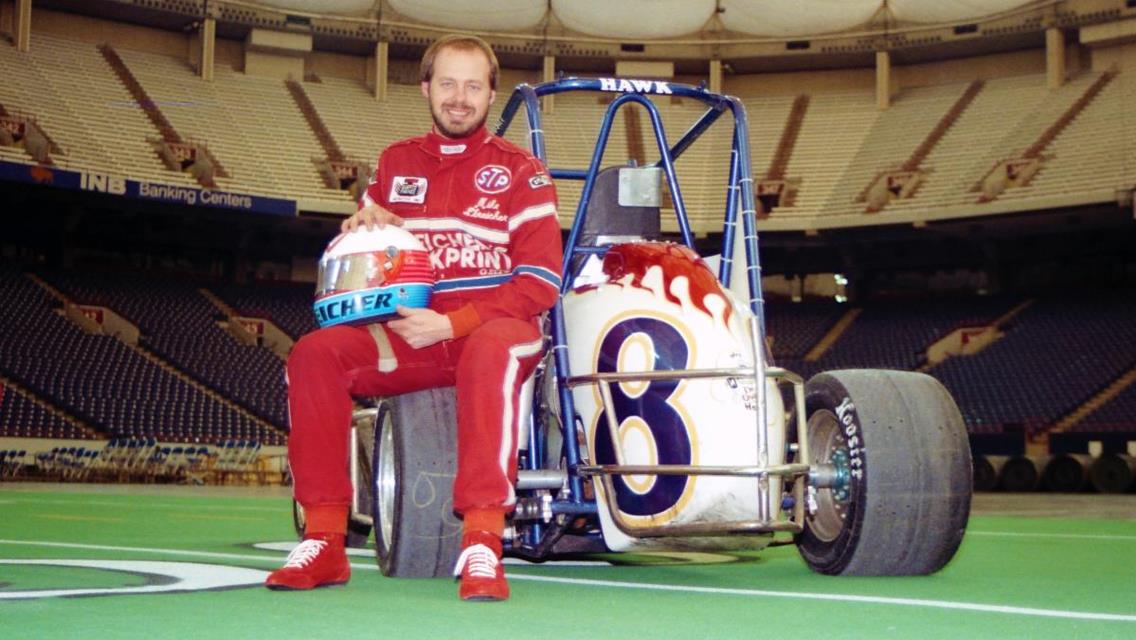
[475,165,512,194]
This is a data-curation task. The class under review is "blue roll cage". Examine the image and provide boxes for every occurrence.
[493,77,767,552]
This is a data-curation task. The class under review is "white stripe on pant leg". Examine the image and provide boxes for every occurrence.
[499,338,545,507]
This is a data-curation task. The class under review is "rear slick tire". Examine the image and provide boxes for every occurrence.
[372,388,462,578]
[796,369,972,576]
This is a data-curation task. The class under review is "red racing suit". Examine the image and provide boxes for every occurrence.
[287,126,562,531]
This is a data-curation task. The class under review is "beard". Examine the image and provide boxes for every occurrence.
[430,98,487,139]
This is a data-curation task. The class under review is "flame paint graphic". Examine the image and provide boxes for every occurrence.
[600,242,731,326]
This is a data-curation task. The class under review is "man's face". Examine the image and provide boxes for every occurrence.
[421,46,496,139]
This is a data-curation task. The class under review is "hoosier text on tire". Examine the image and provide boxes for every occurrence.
[795,369,972,576]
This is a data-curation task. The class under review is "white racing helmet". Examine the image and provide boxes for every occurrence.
[314,225,436,328]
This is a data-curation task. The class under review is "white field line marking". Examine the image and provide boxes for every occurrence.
[507,574,1136,623]
[0,539,604,569]
[252,542,610,566]
[0,560,267,600]
[0,539,292,566]
[967,530,1136,542]
[3,538,1135,622]
[2,497,283,512]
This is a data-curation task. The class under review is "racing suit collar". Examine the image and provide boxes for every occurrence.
[424,126,491,159]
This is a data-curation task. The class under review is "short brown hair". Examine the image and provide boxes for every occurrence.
[420,34,499,91]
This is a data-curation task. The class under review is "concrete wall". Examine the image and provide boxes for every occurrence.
[897,48,1047,88]
[214,37,244,70]
[727,67,877,97]
[307,49,367,82]
[244,49,303,79]
[33,8,189,55]
[499,67,540,91]
[1091,40,1136,71]
[0,1,14,40]
[726,48,1070,99]
[388,58,419,85]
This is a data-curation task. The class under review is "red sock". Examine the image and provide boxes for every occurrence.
[462,508,505,539]
[303,504,348,537]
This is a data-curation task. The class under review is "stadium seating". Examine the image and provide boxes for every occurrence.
[5,257,1135,453]
[764,300,847,361]
[303,78,433,165]
[0,268,283,445]
[112,46,290,198]
[797,295,1018,380]
[4,31,1136,454]
[1073,380,1136,433]
[930,293,1136,434]
[5,32,1134,231]
[113,43,353,203]
[35,446,100,481]
[24,438,226,484]
[0,448,28,478]
[0,382,84,439]
[821,82,976,213]
[772,90,880,220]
[991,71,1133,206]
[39,269,289,430]
[210,66,354,204]
[0,36,120,174]
[763,293,1136,438]
[854,74,1053,218]
[208,280,316,341]
[26,34,200,186]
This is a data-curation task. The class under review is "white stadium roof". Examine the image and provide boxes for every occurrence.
[253,0,1040,38]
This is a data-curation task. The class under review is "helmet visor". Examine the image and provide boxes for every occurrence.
[316,248,403,298]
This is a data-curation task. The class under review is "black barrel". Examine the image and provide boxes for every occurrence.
[1089,453,1136,494]
[998,455,1048,492]
[1042,453,1093,492]
[973,455,1008,492]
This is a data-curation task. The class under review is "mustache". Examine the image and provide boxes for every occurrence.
[441,100,474,112]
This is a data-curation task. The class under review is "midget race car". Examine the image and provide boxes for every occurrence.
[294,77,972,578]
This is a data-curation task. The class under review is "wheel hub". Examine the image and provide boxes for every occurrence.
[805,409,854,542]
[828,448,852,502]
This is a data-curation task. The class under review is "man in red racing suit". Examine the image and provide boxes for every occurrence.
[266,35,562,602]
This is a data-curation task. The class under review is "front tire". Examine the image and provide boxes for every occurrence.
[796,370,972,576]
[372,388,463,578]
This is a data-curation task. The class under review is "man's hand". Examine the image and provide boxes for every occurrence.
[341,203,404,233]
[386,306,453,349]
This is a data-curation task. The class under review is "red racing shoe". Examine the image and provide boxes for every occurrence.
[453,531,509,602]
[265,533,350,590]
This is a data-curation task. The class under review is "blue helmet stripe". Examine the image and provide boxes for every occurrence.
[314,284,432,328]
